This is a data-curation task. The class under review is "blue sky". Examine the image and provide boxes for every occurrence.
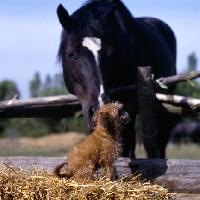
[0,0,200,98]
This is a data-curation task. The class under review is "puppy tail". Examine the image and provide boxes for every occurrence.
[54,163,68,178]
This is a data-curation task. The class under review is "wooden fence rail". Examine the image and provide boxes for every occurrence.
[1,93,200,118]
[0,94,81,119]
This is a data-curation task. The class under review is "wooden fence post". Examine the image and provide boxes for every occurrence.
[137,66,160,158]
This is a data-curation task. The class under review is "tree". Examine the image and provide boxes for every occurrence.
[0,80,20,101]
[41,74,52,97]
[188,53,197,71]
[41,73,68,97]
[176,53,199,98]
[30,72,41,97]
[0,80,20,134]
[0,73,86,138]
[176,53,199,123]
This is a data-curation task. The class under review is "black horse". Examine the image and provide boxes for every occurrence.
[169,122,200,147]
[57,0,177,158]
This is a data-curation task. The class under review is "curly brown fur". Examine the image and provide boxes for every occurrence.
[54,102,130,182]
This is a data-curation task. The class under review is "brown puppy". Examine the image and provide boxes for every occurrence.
[54,102,130,182]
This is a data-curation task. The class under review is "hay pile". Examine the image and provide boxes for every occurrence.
[0,163,175,200]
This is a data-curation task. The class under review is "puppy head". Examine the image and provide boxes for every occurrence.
[90,102,130,134]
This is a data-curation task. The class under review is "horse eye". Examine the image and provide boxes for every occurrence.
[67,52,75,59]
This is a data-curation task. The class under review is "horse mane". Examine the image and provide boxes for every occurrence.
[57,2,104,63]
[57,0,134,63]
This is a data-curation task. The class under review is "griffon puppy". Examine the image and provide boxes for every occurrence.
[54,102,130,182]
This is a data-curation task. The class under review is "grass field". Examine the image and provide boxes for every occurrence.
[0,132,200,159]
[135,143,200,159]
[0,132,86,157]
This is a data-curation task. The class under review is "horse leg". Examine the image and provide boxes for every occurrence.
[121,114,136,159]
[142,135,160,158]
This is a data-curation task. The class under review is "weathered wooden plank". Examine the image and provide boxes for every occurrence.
[0,94,81,119]
[1,157,200,194]
[155,93,200,109]
[1,93,200,119]
[175,194,200,200]
[113,158,200,194]
[160,70,200,86]
[0,156,65,171]
[0,95,79,108]
[116,158,200,194]
[1,94,200,119]
[109,70,200,95]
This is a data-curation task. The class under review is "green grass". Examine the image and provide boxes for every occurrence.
[135,143,200,159]
[0,132,85,157]
[0,133,200,159]
[0,146,68,157]
[166,143,200,159]
[1,143,200,159]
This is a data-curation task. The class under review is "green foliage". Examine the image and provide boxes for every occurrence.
[41,74,68,96]
[188,53,197,71]
[25,72,86,137]
[0,117,88,138]
[176,81,200,99]
[0,80,20,100]
[29,73,68,98]
[175,53,200,123]
[63,117,88,134]
[11,118,52,138]
[27,72,83,137]
[0,80,20,134]
[176,53,200,99]
[0,73,87,138]
[30,72,41,97]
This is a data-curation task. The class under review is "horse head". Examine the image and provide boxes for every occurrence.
[57,4,115,129]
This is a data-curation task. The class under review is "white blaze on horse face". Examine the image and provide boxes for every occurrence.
[98,84,105,107]
[82,37,105,107]
[82,37,101,66]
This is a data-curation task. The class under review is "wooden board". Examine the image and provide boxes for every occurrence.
[1,157,200,195]
[1,93,200,119]
[117,158,200,194]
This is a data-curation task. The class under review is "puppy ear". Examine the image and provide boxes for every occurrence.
[99,112,110,128]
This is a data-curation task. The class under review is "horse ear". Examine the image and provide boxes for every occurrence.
[97,5,116,29]
[57,4,72,32]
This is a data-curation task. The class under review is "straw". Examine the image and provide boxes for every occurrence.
[0,164,175,200]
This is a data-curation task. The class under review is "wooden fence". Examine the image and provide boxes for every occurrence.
[1,70,200,119]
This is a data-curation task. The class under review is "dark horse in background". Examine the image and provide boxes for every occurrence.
[169,122,200,147]
[57,0,178,158]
